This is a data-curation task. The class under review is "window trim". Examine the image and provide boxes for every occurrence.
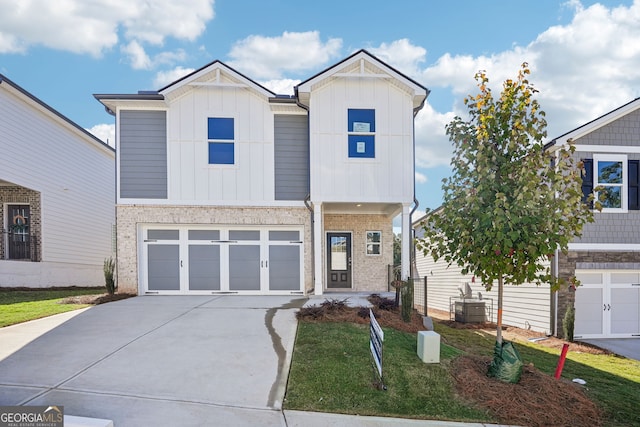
[594,153,628,212]
[366,230,382,256]
[207,117,237,166]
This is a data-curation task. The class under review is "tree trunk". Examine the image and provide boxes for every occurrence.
[496,275,504,344]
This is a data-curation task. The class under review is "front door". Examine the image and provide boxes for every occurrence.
[7,205,30,260]
[327,232,352,288]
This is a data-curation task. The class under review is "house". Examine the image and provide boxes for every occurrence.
[95,50,429,296]
[414,99,640,339]
[0,75,115,287]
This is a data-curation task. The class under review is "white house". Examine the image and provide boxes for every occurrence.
[0,74,115,287]
[95,50,429,295]
[414,98,640,339]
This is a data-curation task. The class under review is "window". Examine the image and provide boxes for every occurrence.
[208,117,234,164]
[594,154,627,211]
[366,231,381,255]
[348,109,375,158]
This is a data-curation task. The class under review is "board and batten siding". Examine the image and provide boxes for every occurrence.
[119,110,168,199]
[309,77,414,203]
[166,85,275,202]
[415,248,552,333]
[274,114,309,200]
[0,80,114,275]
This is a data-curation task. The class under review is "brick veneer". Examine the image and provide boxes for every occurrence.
[0,186,42,261]
[116,205,312,294]
[323,213,393,292]
[556,250,640,338]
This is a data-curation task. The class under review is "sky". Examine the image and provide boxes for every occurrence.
[2,0,640,215]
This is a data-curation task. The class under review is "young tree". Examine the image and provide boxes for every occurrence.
[417,63,596,348]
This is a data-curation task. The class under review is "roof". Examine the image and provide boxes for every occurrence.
[547,97,640,148]
[295,49,430,111]
[0,74,114,153]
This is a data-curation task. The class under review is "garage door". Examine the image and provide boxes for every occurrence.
[574,270,640,339]
[141,226,304,295]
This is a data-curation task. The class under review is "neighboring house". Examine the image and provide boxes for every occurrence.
[95,50,429,296]
[0,75,115,287]
[414,99,640,339]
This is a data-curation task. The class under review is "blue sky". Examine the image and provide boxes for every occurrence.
[1,0,639,213]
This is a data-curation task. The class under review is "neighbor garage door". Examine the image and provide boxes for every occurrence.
[141,226,303,295]
[574,270,640,339]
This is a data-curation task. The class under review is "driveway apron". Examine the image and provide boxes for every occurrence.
[0,295,306,427]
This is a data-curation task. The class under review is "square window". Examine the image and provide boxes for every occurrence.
[348,135,375,158]
[209,142,234,164]
[366,231,381,255]
[208,117,235,164]
[348,109,375,132]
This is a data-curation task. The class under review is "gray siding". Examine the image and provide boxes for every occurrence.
[120,110,167,199]
[274,115,309,200]
[576,108,640,146]
[574,151,640,244]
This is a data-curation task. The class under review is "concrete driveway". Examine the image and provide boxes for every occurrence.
[0,295,306,426]
[579,338,640,361]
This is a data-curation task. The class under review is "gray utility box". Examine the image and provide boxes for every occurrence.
[454,300,486,323]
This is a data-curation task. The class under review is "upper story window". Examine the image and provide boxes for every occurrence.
[208,117,235,164]
[595,154,626,210]
[582,154,640,212]
[347,109,375,158]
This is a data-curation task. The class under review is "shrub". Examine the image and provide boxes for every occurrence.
[104,257,116,295]
[400,279,414,323]
[563,305,575,342]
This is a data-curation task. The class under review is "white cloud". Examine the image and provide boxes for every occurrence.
[153,66,195,88]
[368,39,427,78]
[414,102,456,168]
[121,41,151,70]
[227,31,342,79]
[415,172,428,184]
[260,79,300,96]
[421,1,640,141]
[88,123,115,147]
[0,0,214,57]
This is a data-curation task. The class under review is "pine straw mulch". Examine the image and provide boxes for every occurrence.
[453,355,603,427]
[297,296,604,427]
[58,293,136,305]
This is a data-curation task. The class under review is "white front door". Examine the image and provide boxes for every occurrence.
[574,270,640,339]
[141,226,303,295]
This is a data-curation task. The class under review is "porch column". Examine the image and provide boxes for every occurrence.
[401,203,411,280]
[314,203,324,295]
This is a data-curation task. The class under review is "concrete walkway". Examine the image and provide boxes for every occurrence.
[0,296,514,427]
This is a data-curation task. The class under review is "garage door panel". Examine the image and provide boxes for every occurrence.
[189,245,221,291]
[610,288,640,335]
[269,246,300,291]
[148,245,180,291]
[229,245,260,291]
[575,287,603,336]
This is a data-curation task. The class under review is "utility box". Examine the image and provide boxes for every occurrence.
[454,300,486,323]
[417,330,440,363]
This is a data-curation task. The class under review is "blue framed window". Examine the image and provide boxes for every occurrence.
[348,109,375,158]
[208,117,234,164]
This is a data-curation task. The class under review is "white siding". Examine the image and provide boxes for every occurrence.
[415,250,552,333]
[309,78,414,203]
[166,83,275,202]
[0,82,115,272]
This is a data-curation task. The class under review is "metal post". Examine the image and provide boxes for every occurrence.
[423,276,428,316]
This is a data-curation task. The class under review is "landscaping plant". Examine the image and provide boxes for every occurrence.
[103,257,116,295]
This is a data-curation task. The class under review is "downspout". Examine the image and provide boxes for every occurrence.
[295,88,314,293]
[409,95,428,278]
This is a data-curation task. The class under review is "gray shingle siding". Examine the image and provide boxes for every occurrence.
[119,110,167,199]
[577,212,640,243]
[576,108,640,146]
[274,115,309,200]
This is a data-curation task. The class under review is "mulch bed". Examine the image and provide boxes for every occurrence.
[59,293,136,305]
[452,355,602,427]
[297,295,605,427]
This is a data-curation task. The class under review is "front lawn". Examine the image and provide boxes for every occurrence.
[286,315,640,426]
[0,287,106,327]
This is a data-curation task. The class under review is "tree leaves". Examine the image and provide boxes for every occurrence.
[416,63,596,291]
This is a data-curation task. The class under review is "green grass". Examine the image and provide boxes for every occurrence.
[285,322,492,422]
[286,320,640,425]
[0,287,105,327]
